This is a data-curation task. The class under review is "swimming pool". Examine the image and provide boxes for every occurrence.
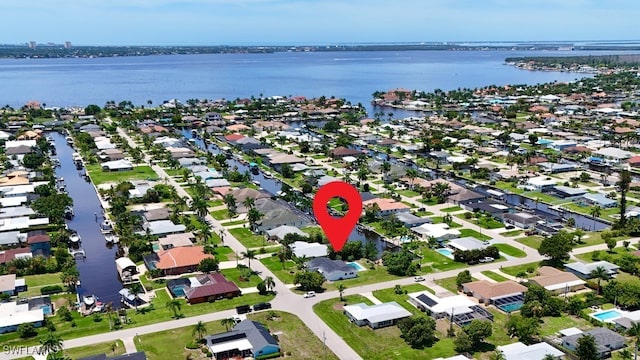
[591,309,623,322]
[497,302,523,313]
[436,248,454,259]
[346,262,366,271]
[171,285,188,297]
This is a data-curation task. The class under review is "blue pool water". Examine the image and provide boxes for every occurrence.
[591,309,622,321]
[346,262,366,271]
[498,302,523,313]
[171,285,188,297]
[436,248,454,258]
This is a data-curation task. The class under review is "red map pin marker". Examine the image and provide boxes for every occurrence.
[313,181,362,252]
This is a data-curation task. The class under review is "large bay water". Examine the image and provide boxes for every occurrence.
[0,50,625,111]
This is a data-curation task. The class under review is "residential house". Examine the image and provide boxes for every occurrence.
[407,291,493,326]
[503,212,543,229]
[78,352,148,360]
[462,280,527,305]
[101,160,134,171]
[0,274,27,296]
[564,261,619,279]
[528,266,586,294]
[0,301,44,334]
[253,198,310,232]
[362,198,410,216]
[289,241,328,258]
[0,231,26,247]
[582,193,617,208]
[411,223,461,241]
[593,147,633,163]
[142,220,186,236]
[329,147,361,159]
[143,246,213,276]
[343,302,412,329]
[395,212,432,228]
[26,233,51,256]
[115,257,137,282]
[525,176,557,191]
[552,186,587,199]
[497,342,564,360]
[562,327,625,358]
[306,257,357,281]
[0,248,32,265]
[205,320,280,360]
[447,237,488,252]
[230,188,271,213]
[265,225,308,242]
[158,232,195,250]
[167,273,241,304]
[99,148,125,161]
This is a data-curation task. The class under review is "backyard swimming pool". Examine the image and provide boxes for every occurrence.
[346,261,366,271]
[591,309,623,322]
[436,248,454,259]
[171,285,188,297]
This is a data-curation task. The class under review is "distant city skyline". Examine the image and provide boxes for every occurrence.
[2,0,639,46]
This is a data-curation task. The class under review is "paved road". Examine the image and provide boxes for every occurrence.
[3,128,632,360]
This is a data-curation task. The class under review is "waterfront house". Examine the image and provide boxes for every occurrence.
[306,257,357,281]
[395,212,432,227]
[143,245,213,276]
[329,147,361,159]
[525,176,557,191]
[253,198,310,232]
[447,237,488,252]
[362,198,410,216]
[230,188,271,213]
[503,212,543,229]
[142,220,186,236]
[411,223,461,241]
[582,193,617,208]
[0,301,44,334]
[26,233,51,256]
[101,159,134,172]
[0,248,31,265]
[167,273,241,304]
[528,266,586,295]
[462,280,527,305]
[115,257,137,282]
[98,148,125,161]
[564,261,619,279]
[552,186,587,199]
[289,241,328,258]
[205,320,280,360]
[0,274,27,296]
[0,231,26,247]
[593,147,633,163]
[497,342,564,360]
[343,302,412,329]
[158,232,195,250]
[561,327,625,358]
[265,225,308,241]
[407,291,493,326]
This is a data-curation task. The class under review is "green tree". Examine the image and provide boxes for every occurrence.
[192,321,207,342]
[293,271,325,291]
[264,276,275,292]
[505,314,539,343]
[397,317,436,349]
[590,266,609,295]
[190,196,209,220]
[605,237,616,253]
[454,330,473,353]
[166,299,182,318]
[337,283,346,301]
[257,281,267,295]
[17,323,37,338]
[464,320,492,348]
[39,331,63,355]
[590,205,602,231]
[22,152,46,169]
[241,249,257,269]
[247,208,264,231]
[381,250,416,276]
[223,193,237,217]
[61,266,79,291]
[456,269,472,290]
[220,317,236,332]
[198,257,220,273]
[280,163,294,178]
[538,230,573,263]
[575,334,598,360]
[619,169,632,228]
[627,321,640,360]
[84,104,101,115]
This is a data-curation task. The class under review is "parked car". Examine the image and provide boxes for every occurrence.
[236,305,251,314]
[303,291,316,298]
[479,257,495,263]
[505,225,515,230]
[253,302,272,311]
[414,276,425,282]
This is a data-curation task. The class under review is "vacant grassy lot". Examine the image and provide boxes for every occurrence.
[440,206,462,213]
[260,256,297,284]
[372,284,430,315]
[480,271,509,282]
[314,295,458,360]
[229,228,267,248]
[500,229,523,237]
[516,235,544,250]
[501,262,543,278]
[220,267,263,288]
[86,164,158,185]
[63,340,125,359]
[458,228,491,241]
[420,249,466,272]
[493,243,527,258]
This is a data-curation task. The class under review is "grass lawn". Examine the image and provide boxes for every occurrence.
[63,340,125,359]
[522,191,562,204]
[220,219,247,226]
[480,271,509,282]
[86,164,158,185]
[500,229,523,237]
[321,262,404,292]
[211,209,230,221]
[372,284,430,315]
[575,246,632,263]
[493,181,525,194]
[22,272,64,297]
[440,206,462,213]
[229,228,267,249]
[220,267,263,288]
[539,315,593,336]
[574,231,629,248]
[314,295,457,360]
[414,211,434,217]
[213,246,235,261]
[260,256,297,284]
[207,199,224,207]
[515,235,544,250]
[501,262,543,278]
[420,249,466,272]
[434,276,473,294]
[431,217,462,228]
[458,228,491,241]
[493,243,527,258]
[397,189,421,198]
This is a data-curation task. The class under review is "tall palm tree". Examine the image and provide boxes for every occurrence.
[337,283,346,301]
[241,249,257,269]
[192,321,207,342]
[39,331,63,355]
[405,168,418,190]
[381,161,391,181]
[243,197,255,210]
[590,266,609,295]
[590,205,602,231]
[190,196,208,220]
[628,321,640,360]
[221,317,236,332]
[247,208,264,231]
[264,276,275,292]
[224,193,237,217]
[166,299,182,318]
[129,282,144,311]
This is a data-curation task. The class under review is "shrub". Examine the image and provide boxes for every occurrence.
[41,285,63,295]
[17,323,36,338]
[186,341,199,349]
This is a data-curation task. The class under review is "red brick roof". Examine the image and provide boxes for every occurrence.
[224,133,245,142]
[0,248,31,264]
[156,246,213,270]
[27,234,50,244]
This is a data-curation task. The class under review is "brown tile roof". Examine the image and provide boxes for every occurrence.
[464,280,527,300]
[156,246,213,270]
[186,273,240,300]
[530,266,581,287]
[329,147,361,157]
[224,133,245,142]
[27,234,50,244]
[362,198,410,212]
[0,248,31,264]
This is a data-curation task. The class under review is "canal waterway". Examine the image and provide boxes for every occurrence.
[51,132,123,307]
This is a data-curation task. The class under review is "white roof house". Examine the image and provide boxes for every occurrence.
[408,291,476,317]
[526,176,557,191]
[289,241,327,258]
[447,237,488,252]
[343,302,412,329]
[564,261,619,278]
[101,159,134,171]
[411,223,460,241]
[498,341,564,360]
[142,220,187,236]
[0,302,44,333]
[265,225,308,241]
[5,140,36,149]
[594,147,633,160]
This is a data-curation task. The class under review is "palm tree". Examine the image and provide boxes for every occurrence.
[39,331,63,355]
[488,351,506,360]
[196,220,213,244]
[192,321,207,341]
[243,197,255,210]
[381,161,391,181]
[221,317,236,332]
[590,266,609,295]
[405,168,418,190]
[241,249,257,269]
[190,196,209,220]
[129,282,144,311]
[166,299,182,318]
[628,321,640,360]
[337,283,346,301]
[247,208,264,231]
[224,193,237,217]
[264,276,275,292]
[277,247,289,269]
[590,205,602,231]
[619,348,633,360]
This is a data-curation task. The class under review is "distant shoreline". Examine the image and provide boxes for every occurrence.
[2,43,640,59]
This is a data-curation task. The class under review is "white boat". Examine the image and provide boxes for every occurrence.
[105,234,119,244]
[100,220,113,234]
[69,232,81,243]
[83,295,96,307]
[66,136,74,144]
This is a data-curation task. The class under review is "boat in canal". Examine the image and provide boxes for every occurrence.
[100,220,113,234]
[104,234,119,244]
[69,231,81,244]
[66,136,74,145]
[83,295,96,307]
[64,206,74,219]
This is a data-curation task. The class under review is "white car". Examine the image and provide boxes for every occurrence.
[414,276,425,282]
[303,291,316,298]
[479,257,495,263]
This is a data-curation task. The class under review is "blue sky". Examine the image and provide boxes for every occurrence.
[2,0,639,45]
